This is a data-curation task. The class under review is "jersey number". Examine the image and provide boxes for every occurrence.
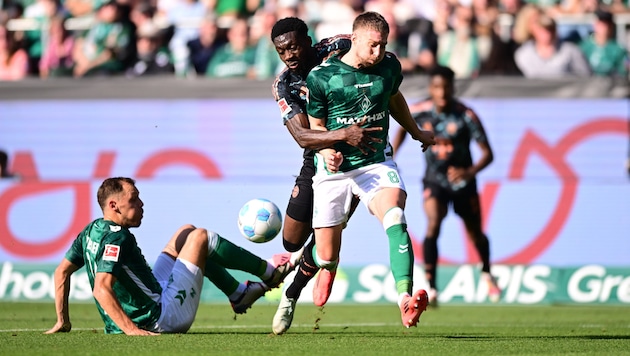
[387,171,400,183]
[85,253,97,276]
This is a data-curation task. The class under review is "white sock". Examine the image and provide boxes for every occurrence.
[228,283,247,302]
[261,261,274,280]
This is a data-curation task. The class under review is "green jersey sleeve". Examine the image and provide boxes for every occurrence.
[65,235,85,268]
[96,230,133,277]
[305,64,330,120]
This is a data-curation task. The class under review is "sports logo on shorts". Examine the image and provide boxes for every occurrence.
[278,98,292,117]
[103,244,120,262]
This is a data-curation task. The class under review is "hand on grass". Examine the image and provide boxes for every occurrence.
[45,321,72,334]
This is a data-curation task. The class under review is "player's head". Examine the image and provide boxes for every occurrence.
[427,65,455,110]
[98,177,144,228]
[351,11,389,68]
[272,17,312,73]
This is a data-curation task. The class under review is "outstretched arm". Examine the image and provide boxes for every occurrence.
[92,272,159,336]
[390,125,409,158]
[389,91,435,151]
[45,259,80,334]
[286,113,382,154]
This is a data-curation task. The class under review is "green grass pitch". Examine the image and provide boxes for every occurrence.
[1,302,629,355]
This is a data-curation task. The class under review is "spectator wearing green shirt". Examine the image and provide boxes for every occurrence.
[579,9,628,77]
[72,0,135,77]
[205,17,255,78]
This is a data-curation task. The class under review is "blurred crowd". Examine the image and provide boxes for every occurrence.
[0,0,628,81]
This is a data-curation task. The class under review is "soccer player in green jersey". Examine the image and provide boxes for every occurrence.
[305,11,435,328]
[45,177,293,335]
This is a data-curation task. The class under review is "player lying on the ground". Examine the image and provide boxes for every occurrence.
[45,177,294,335]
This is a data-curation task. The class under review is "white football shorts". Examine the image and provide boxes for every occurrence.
[151,253,204,333]
[312,158,406,228]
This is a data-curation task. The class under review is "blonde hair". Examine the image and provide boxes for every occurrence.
[512,4,542,44]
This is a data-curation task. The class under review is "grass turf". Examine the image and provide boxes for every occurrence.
[1,302,629,355]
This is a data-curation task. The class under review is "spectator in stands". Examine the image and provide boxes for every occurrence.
[498,0,525,17]
[549,0,600,43]
[72,0,136,77]
[130,2,158,34]
[205,16,255,78]
[249,8,282,79]
[274,0,302,20]
[39,15,75,78]
[549,0,598,16]
[65,0,101,17]
[214,0,260,25]
[437,4,481,78]
[431,0,450,36]
[579,9,628,77]
[474,0,521,75]
[512,3,543,45]
[402,16,438,73]
[166,0,208,76]
[364,3,416,73]
[315,0,363,41]
[608,0,630,14]
[514,13,591,77]
[187,14,222,75]
[23,0,60,76]
[126,23,174,76]
[0,24,29,80]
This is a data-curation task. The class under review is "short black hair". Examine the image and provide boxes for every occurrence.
[428,65,455,83]
[271,17,308,41]
[595,9,614,24]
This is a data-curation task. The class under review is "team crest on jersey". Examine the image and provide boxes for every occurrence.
[109,225,121,232]
[360,95,372,112]
[103,244,120,262]
[278,98,292,116]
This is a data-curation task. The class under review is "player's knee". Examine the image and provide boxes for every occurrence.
[469,232,488,245]
[283,238,304,253]
[206,230,220,255]
[382,207,406,230]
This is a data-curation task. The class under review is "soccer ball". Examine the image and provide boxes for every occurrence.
[237,198,283,243]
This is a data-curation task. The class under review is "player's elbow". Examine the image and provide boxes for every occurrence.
[293,134,311,149]
[486,149,494,165]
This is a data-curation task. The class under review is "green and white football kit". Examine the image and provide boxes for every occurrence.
[306,50,415,296]
[65,218,203,334]
[306,51,406,227]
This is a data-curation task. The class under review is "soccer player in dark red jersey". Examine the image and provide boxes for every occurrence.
[391,65,501,306]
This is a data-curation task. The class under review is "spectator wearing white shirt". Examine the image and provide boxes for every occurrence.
[514,13,591,78]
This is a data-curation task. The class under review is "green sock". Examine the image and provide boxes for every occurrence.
[311,244,338,270]
[208,234,267,277]
[204,258,239,296]
[386,223,414,295]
